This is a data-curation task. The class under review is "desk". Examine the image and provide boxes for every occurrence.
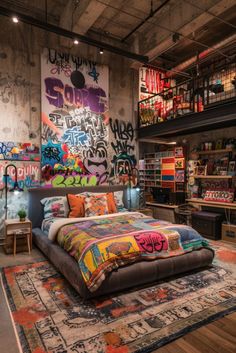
[186,198,236,211]
[146,202,178,222]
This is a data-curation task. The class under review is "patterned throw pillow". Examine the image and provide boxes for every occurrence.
[84,193,117,217]
[84,194,109,217]
[114,190,127,212]
[41,196,68,218]
[67,194,86,218]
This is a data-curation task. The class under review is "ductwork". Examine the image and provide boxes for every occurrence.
[166,33,236,77]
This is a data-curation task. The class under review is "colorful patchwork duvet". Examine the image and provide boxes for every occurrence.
[47,212,211,292]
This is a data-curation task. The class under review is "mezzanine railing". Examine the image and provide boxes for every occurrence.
[138,62,236,128]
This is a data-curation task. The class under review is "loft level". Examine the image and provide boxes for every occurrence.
[138,98,236,139]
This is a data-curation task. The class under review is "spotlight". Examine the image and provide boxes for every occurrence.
[73,39,79,45]
[99,48,104,54]
[172,32,180,43]
[12,16,19,23]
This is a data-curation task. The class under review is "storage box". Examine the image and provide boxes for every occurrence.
[192,211,224,240]
[222,223,236,243]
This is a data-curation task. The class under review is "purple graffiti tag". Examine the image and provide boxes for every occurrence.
[45,77,64,108]
[44,77,107,113]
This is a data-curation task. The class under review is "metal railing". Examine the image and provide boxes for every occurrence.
[138,62,236,128]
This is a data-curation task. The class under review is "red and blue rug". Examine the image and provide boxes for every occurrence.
[1,242,236,353]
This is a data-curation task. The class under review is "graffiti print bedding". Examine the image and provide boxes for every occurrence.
[47,212,212,292]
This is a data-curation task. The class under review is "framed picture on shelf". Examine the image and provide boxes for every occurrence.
[195,165,207,176]
[175,170,185,182]
[175,158,185,169]
[174,146,184,158]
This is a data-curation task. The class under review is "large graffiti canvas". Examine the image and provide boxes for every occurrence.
[41,48,109,187]
[109,118,136,185]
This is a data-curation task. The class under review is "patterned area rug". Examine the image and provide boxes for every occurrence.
[1,244,236,353]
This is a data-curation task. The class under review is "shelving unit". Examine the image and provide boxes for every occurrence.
[188,144,236,202]
[139,150,185,192]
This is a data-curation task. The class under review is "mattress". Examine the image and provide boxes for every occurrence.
[33,228,214,299]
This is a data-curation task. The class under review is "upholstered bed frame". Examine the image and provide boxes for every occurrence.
[28,186,214,299]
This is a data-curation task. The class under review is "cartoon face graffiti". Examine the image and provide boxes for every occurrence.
[109,152,136,184]
[83,141,108,182]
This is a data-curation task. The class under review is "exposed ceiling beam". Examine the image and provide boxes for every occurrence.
[145,0,236,62]
[0,5,149,63]
[121,0,171,43]
[60,0,111,47]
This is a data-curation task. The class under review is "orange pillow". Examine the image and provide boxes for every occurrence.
[106,192,117,214]
[67,194,85,218]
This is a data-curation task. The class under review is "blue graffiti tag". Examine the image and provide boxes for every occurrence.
[42,139,65,167]
[88,66,100,83]
[62,127,90,147]
[0,142,15,158]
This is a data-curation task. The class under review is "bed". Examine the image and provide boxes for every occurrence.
[28,186,214,299]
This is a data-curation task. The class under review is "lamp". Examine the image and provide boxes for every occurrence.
[3,164,23,219]
[128,167,142,211]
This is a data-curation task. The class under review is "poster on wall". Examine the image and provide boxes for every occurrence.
[41,48,109,187]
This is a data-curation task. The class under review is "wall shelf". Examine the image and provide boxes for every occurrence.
[193,175,233,179]
[198,148,234,155]
[186,198,236,210]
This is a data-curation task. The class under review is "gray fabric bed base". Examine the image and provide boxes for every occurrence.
[33,228,214,299]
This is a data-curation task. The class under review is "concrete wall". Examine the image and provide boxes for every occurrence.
[0,19,139,233]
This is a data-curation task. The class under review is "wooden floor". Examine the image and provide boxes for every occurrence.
[154,312,236,353]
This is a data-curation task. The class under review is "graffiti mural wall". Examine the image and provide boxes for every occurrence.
[41,48,109,187]
[109,118,136,185]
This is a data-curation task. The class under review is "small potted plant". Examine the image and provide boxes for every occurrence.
[17,209,26,222]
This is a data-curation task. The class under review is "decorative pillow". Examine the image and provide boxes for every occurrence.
[78,192,117,213]
[114,190,126,211]
[67,194,86,218]
[84,194,109,217]
[84,193,117,217]
[204,189,234,203]
[41,196,68,218]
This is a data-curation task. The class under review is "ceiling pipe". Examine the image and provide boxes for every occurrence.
[0,5,149,64]
[166,33,236,77]
[121,0,171,43]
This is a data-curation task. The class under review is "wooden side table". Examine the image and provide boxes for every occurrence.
[4,219,32,255]
[136,208,153,217]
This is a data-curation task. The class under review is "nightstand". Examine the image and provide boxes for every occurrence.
[4,219,32,255]
[136,208,153,217]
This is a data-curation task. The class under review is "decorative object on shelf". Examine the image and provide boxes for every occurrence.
[204,189,234,203]
[3,164,24,219]
[17,209,27,222]
[195,165,207,176]
[228,161,236,176]
[174,146,184,158]
[215,139,223,150]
